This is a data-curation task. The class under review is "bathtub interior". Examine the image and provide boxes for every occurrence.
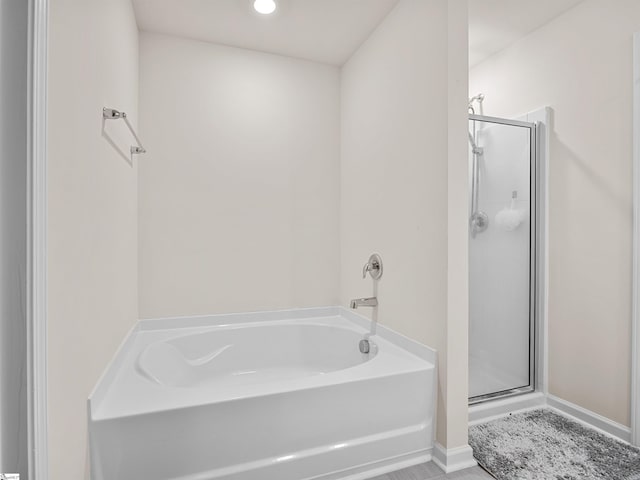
[136,323,376,388]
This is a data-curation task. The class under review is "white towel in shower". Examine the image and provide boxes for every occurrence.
[495,191,525,231]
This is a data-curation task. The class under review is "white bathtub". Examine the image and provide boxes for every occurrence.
[89,307,437,480]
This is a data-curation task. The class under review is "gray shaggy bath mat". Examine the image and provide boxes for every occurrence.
[469,409,640,479]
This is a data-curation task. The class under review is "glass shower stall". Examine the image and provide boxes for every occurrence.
[468,113,538,404]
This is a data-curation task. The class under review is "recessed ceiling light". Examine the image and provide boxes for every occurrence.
[254,0,276,15]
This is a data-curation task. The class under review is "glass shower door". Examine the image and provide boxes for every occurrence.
[468,114,536,403]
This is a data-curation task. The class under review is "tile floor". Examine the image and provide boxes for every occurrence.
[368,462,493,480]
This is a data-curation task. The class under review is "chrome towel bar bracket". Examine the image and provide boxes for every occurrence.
[103,107,147,155]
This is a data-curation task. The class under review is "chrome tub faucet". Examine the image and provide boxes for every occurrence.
[350,253,383,354]
[349,297,378,309]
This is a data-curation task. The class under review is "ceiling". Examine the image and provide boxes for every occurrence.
[132,0,400,66]
[469,0,585,67]
[133,0,585,68]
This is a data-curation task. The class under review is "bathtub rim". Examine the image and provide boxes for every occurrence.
[134,306,436,363]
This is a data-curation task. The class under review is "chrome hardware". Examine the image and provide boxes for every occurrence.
[469,114,486,237]
[353,254,382,354]
[362,253,383,280]
[103,107,147,155]
[103,108,122,119]
[470,211,489,236]
[471,145,484,156]
[349,297,378,309]
[468,93,485,115]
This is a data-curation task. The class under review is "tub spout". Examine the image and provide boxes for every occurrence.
[350,297,378,309]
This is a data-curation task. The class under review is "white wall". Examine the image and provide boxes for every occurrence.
[340,0,469,448]
[138,33,341,318]
[0,0,28,476]
[47,0,139,478]
[46,2,470,474]
[470,0,640,426]
[138,3,471,450]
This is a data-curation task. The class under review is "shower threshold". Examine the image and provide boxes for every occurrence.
[469,385,535,406]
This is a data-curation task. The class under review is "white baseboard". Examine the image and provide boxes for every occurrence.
[431,443,476,474]
[468,392,632,445]
[546,394,631,443]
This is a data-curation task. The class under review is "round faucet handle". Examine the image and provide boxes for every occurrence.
[362,253,383,280]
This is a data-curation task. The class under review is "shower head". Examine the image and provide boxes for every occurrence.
[469,93,485,105]
[468,93,485,114]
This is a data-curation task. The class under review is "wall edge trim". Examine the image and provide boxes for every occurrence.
[27,0,49,477]
[631,31,640,448]
[432,443,477,474]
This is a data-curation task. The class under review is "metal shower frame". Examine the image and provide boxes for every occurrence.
[468,113,539,406]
